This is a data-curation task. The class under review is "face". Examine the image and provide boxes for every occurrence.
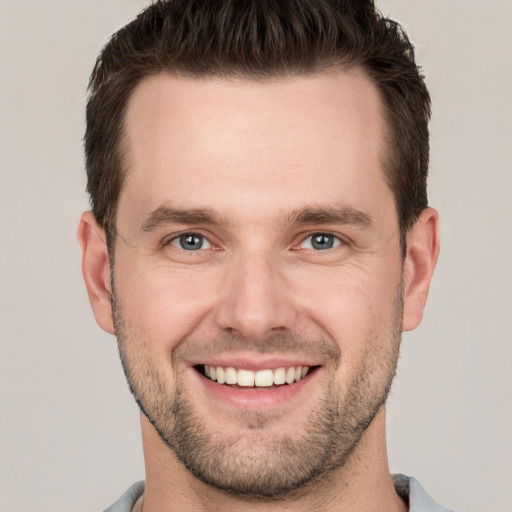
[110,70,406,498]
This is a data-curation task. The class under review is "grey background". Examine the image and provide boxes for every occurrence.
[0,1,511,510]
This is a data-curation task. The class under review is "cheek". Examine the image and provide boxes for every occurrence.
[289,260,403,355]
[114,246,403,360]
[114,258,221,349]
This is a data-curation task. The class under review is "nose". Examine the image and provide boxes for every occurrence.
[214,250,297,340]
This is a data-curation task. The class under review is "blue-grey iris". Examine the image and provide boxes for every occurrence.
[311,234,335,250]
[179,234,204,250]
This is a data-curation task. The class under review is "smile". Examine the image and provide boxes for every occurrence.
[201,364,311,388]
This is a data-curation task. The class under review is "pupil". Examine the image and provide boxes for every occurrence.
[312,234,333,250]
[180,234,203,250]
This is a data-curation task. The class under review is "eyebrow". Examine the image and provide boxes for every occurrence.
[140,204,373,233]
[287,205,373,230]
[140,207,227,232]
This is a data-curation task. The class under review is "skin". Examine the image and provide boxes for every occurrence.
[78,69,439,511]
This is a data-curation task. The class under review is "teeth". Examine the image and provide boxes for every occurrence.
[225,367,237,384]
[238,369,255,387]
[273,367,286,385]
[255,369,274,387]
[203,364,311,387]
[216,366,226,384]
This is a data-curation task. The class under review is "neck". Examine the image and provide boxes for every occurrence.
[138,408,407,512]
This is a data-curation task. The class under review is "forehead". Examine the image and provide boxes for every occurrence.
[118,70,392,231]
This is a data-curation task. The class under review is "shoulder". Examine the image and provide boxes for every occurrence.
[393,474,456,512]
[103,481,145,512]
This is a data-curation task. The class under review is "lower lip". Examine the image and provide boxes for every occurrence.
[192,368,318,409]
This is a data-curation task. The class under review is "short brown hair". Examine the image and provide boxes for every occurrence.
[85,0,431,250]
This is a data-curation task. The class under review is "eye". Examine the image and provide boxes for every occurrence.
[168,233,212,251]
[299,233,342,251]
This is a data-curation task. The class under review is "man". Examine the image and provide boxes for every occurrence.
[78,0,449,510]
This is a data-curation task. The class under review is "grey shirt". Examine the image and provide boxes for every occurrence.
[103,474,455,511]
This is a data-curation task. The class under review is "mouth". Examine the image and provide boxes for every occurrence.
[196,364,317,389]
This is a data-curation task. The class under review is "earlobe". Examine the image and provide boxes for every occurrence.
[77,211,115,334]
[402,207,440,332]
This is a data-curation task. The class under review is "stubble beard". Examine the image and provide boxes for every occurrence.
[111,286,403,500]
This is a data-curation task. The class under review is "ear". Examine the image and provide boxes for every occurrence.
[77,211,115,334]
[402,207,440,331]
